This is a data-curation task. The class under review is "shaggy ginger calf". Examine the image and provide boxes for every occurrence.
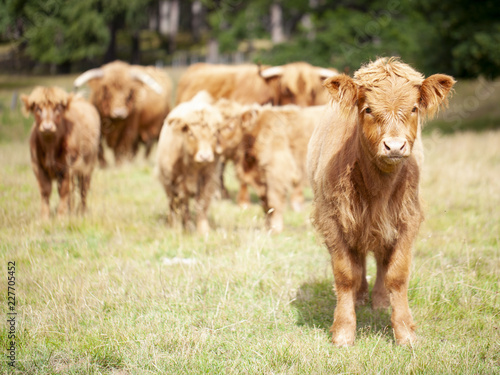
[156,94,223,235]
[22,87,100,219]
[307,58,455,346]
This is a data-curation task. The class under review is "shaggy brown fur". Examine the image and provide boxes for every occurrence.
[260,62,338,106]
[176,63,274,105]
[307,57,455,346]
[21,86,100,219]
[210,101,324,231]
[74,60,172,165]
[176,62,337,106]
[156,97,223,235]
[230,106,299,233]
[264,104,326,211]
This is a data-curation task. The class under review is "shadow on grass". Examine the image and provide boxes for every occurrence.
[292,278,393,342]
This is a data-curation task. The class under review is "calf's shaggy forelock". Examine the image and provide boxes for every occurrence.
[307,57,455,346]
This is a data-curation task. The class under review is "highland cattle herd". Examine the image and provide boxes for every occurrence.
[25,59,338,233]
[22,58,455,346]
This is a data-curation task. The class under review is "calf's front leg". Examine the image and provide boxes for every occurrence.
[35,168,52,219]
[327,235,364,346]
[377,233,418,345]
[56,172,71,217]
[195,164,220,235]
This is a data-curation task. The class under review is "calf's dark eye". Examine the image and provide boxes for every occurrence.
[365,107,372,114]
[412,107,418,113]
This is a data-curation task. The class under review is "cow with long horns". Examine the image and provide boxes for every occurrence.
[74,60,172,165]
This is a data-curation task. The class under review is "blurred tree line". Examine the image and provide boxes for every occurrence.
[0,0,499,78]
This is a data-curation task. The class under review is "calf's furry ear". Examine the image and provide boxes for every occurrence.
[419,74,456,119]
[64,92,74,109]
[241,107,259,130]
[323,74,358,118]
[20,94,33,117]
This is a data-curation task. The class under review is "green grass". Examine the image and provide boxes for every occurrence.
[0,74,499,374]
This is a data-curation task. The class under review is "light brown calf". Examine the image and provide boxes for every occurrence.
[262,105,326,212]
[156,95,223,235]
[230,106,298,233]
[22,87,100,219]
[307,58,455,346]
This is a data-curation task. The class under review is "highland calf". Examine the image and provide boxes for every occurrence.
[22,87,100,219]
[156,93,223,235]
[74,60,172,165]
[307,58,455,346]
[230,105,298,233]
[262,104,326,212]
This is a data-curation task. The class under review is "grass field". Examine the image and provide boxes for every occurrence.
[0,73,499,374]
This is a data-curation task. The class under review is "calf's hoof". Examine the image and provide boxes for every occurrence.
[355,290,369,306]
[394,324,417,346]
[238,201,250,210]
[331,327,356,347]
[197,219,210,236]
[291,199,303,212]
[372,291,391,310]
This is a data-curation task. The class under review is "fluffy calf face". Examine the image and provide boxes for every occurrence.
[324,58,455,172]
[215,99,259,153]
[170,108,222,164]
[21,87,71,135]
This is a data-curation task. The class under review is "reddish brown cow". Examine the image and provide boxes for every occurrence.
[307,58,455,346]
[74,60,172,165]
[21,87,100,219]
[176,62,337,106]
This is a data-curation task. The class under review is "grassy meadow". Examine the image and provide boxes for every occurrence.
[0,72,499,374]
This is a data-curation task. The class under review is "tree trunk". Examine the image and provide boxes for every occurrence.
[191,0,203,43]
[168,0,180,53]
[301,0,319,40]
[104,20,118,63]
[131,31,140,64]
[271,3,285,44]
[207,38,219,63]
[158,0,180,54]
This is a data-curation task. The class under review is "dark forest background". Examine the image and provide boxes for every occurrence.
[1,0,499,78]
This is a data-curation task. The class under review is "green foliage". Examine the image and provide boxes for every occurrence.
[417,0,500,78]
[256,1,438,74]
[256,0,500,78]
[205,0,269,53]
[2,0,109,64]
[1,0,499,77]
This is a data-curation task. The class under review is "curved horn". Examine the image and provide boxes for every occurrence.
[73,68,104,90]
[317,68,339,79]
[130,69,164,95]
[259,66,284,79]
